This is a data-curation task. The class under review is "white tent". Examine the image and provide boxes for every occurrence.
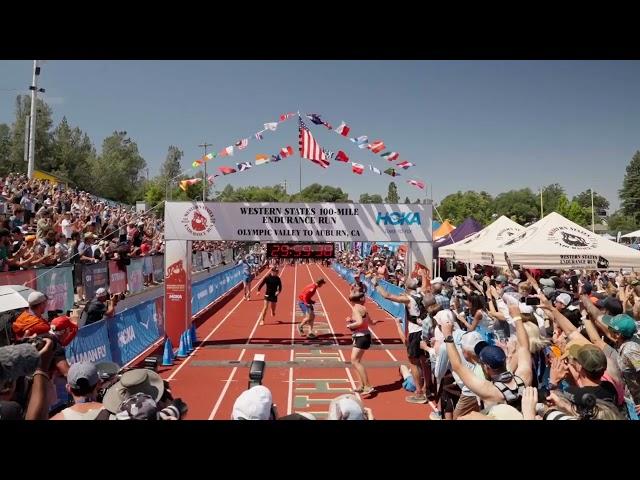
[621,229,640,239]
[439,215,523,264]
[600,233,616,241]
[476,212,640,269]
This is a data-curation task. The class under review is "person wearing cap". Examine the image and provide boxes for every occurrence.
[101,369,167,415]
[374,269,433,404]
[440,302,533,410]
[231,385,277,420]
[430,276,450,311]
[79,287,118,328]
[78,233,97,263]
[553,292,572,312]
[256,266,282,326]
[12,291,51,339]
[50,362,103,420]
[327,393,372,420]
[297,278,326,339]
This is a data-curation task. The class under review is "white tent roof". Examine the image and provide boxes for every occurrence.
[621,229,640,239]
[439,216,523,264]
[477,212,640,269]
[600,233,616,240]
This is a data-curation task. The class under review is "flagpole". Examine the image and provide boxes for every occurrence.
[198,142,212,201]
[591,187,595,233]
[297,111,302,195]
[540,186,544,220]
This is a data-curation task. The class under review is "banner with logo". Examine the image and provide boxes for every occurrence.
[164,240,192,346]
[107,299,161,365]
[127,258,145,294]
[0,269,36,287]
[65,320,113,364]
[83,262,109,299]
[191,264,243,314]
[108,261,128,294]
[36,266,74,313]
[155,296,165,338]
[152,255,164,282]
[164,202,432,242]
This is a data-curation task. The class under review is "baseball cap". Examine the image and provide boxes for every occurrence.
[27,291,48,307]
[595,297,623,315]
[478,345,507,369]
[67,361,100,389]
[434,309,455,327]
[232,386,273,420]
[561,342,607,375]
[555,293,572,306]
[542,286,556,298]
[431,277,444,285]
[495,275,508,284]
[539,278,555,288]
[50,315,78,346]
[461,331,487,354]
[95,288,108,298]
[602,314,637,339]
[328,394,366,420]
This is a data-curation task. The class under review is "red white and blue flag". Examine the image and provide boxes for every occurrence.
[299,117,329,168]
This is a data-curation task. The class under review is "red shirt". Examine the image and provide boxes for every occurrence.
[299,283,318,304]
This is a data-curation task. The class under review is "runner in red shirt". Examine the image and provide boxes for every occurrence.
[297,278,326,338]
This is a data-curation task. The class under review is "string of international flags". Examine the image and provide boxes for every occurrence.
[183,111,424,191]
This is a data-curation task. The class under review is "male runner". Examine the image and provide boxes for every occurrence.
[297,278,326,339]
[257,266,282,326]
[239,257,252,300]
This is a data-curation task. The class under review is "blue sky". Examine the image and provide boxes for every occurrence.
[1,60,639,210]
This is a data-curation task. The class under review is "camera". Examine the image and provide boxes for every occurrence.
[248,353,266,389]
[521,296,541,306]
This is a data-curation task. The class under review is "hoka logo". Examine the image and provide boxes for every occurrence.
[375,212,421,226]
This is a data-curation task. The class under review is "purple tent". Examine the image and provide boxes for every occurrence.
[433,217,484,258]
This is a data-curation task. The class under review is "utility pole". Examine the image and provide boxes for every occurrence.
[27,60,45,179]
[539,187,544,220]
[198,142,213,201]
[591,188,595,233]
[281,179,287,195]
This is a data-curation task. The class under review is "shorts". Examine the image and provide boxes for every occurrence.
[264,294,278,303]
[353,333,372,350]
[407,331,427,359]
[453,394,480,419]
[298,302,314,314]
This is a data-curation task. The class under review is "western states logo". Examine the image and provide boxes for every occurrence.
[181,205,216,236]
[375,212,421,226]
[499,228,535,248]
[547,227,597,250]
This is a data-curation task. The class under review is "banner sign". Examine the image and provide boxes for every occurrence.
[83,262,109,299]
[164,240,192,346]
[164,202,432,242]
[191,264,243,314]
[65,320,113,364]
[127,258,145,294]
[108,261,128,294]
[0,269,36,288]
[37,266,74,313]
[108,299,161,365]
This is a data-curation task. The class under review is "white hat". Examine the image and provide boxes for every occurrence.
[27,291,48,307]
[232,386,273,420]
[461,331,485,353]
[434,309,455,326]
[95,288,108,298]
[555,293,572,306]
[328,394,366,420]
[431,277,444,285]
[519,304,534,314]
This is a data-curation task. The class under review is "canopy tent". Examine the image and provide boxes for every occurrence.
[475,212,640,269]
[433,217,484,257]
[600,233,616,241]
[439,216,523,263]
[621,229,640,239]
[433,220,456,240]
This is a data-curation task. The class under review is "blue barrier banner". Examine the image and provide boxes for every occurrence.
[108,299,161,365]
[191,264,243,315]
[37,265,74,313]
[65,320,113,364]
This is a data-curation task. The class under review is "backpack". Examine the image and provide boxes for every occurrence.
[408,292,429,322]
[0,309,21,347]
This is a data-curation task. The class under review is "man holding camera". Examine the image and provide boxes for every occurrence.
[79,288,119,328]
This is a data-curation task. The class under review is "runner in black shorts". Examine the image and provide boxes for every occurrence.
[347,291,376,396]
[257,266,282,326]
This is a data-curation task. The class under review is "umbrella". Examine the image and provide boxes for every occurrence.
[0,285,36,313]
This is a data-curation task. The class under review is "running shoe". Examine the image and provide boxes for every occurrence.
[361,386,376,396]
[405,394,428,404]
[297,324,304,335]
[429,411,443,420]
[307,332,316,339]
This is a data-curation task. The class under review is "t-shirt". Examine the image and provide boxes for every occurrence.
[82,299,107,327]
[299,283,318,304]
[258,275,282,297]
[616,338,640,404]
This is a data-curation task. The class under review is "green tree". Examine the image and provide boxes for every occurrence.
[572,189,610,214]
[91,131,147,203]
[438,190,494,225]
[493,188,539,225]
[607,210,638,234]
[0,124,10,175]
[359,193,383,203]
[555,196,589,226]
[7,95,54,174]
[49,117,96,189]
[160,145,184,186]
[385,181,399,203]
[541,183,565,214]
[404,196,410,204]
[290,183,349,202]
[620,151,640,224]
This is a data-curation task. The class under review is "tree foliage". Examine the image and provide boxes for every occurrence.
[607,210,638,234]
[541,183,565,214]
[359,193,384,203]
[438,190,494,225]
[493,188,539,225]
[619,151,640,224]
[573,189,610,213]
[385,181,399,203]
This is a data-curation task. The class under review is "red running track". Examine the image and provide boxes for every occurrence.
[157,262,434,420]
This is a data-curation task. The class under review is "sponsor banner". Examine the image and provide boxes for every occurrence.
[65,320,112,364]
[108,261,127,294]
[155,296,165,338]
[36,266,74,313]
[164,240,192,346]
[83,262,109,299]
[0,269,36,287]
[152,255,164,282]
[108,299,161,365]
[191,265,243,314]
[164,202,432,242]
[127,257,145,294]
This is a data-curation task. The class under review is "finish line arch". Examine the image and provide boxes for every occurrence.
[163,201,433,346]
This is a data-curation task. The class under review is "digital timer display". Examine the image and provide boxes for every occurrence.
[266,243,335,258]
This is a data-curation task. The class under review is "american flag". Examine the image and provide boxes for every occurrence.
[299,117,329,168]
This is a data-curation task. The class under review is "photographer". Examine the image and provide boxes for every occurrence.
[79,288,119,328]
[521,386,624,420]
